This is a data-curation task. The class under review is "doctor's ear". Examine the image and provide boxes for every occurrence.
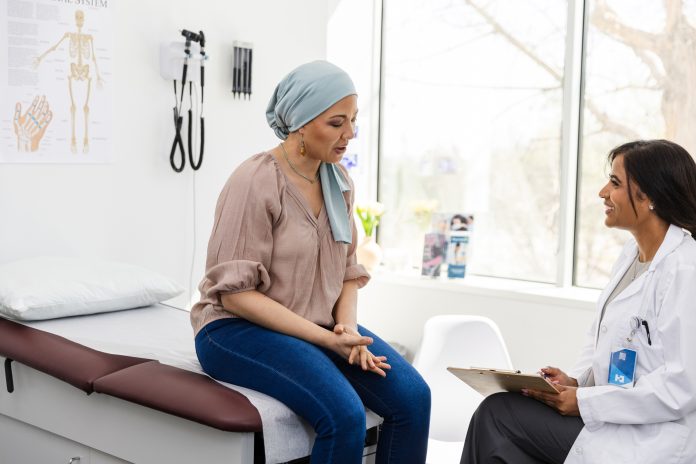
[634,188,652,205]
[632,184,646,198]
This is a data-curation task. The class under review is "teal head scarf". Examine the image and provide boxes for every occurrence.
[266,61,355,244]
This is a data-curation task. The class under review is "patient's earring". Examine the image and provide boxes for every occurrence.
[649,203,655,211]
[300,134,306,157]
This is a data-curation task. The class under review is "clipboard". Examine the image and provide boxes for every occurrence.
[447,367,560,396]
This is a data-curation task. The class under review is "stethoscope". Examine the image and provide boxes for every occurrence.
[628,315,652,345]
[170,29,206,172]
[625,268,655,346]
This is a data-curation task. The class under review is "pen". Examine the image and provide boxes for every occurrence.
[641,319,652,345]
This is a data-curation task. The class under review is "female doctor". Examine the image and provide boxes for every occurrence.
[461,139,696,464]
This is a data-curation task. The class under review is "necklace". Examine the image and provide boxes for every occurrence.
[280,143,319,184]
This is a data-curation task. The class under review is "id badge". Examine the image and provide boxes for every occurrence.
[608,346,637,388]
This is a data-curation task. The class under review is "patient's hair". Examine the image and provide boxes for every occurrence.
[609,139,696,239]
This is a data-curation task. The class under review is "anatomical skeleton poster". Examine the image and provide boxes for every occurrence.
[0,0,112,163]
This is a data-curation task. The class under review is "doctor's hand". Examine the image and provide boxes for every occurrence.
[523,384,580,416]
[539,366,578,387]
[334,324,391,377]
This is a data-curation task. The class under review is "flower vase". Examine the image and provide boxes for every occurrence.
[356,235,382,272]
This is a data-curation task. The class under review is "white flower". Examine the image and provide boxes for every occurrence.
[355,201,386,237]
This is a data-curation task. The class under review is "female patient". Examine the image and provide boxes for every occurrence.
[462,139,696,463]
[191,61,430,464]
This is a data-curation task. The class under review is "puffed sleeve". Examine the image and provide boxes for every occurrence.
[339,165,370,288]
[202,156,281,301]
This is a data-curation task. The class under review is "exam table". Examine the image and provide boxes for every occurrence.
[0,304,379,464]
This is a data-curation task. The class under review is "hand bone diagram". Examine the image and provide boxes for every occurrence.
[13,95,53,152]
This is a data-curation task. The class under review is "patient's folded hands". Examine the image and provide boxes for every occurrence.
[334,324,392,377]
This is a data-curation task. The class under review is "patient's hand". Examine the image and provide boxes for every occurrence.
[522,384,580,416]
[325,326,373,362]
[352,346,391,378]
[540,366,578,387]
[334,324,391,377]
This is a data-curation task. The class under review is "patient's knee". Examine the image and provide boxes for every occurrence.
[399,373,432,420]
[338,402,366,435]
[317,399,366,439]
[409,376,432,416]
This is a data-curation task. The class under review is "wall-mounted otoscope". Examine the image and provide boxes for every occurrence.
[160,29,207,173]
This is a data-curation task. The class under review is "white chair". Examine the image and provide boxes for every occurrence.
[413,315,513,464]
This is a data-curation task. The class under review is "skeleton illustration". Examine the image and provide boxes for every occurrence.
[34,10,104,154]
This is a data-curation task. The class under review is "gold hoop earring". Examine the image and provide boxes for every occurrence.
[300,134,306,157]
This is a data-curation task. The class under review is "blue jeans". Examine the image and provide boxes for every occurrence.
[195,318,431,464]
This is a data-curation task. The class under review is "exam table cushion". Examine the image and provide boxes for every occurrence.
[0,317,263,432]
[93,361,262,432]
[0,317,151,393]
[0,257,184,321]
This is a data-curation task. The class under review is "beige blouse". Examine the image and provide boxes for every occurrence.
[190,152,370,336]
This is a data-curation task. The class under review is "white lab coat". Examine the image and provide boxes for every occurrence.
[565,225,696,464]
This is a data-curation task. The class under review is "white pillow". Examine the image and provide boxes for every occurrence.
[0,257,185,321]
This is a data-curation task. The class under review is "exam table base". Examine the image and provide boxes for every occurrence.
[0,356,377,464]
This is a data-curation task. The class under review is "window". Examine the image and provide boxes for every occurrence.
[377,0,696,288]
[327,1,381,203]
[379,0,568,282]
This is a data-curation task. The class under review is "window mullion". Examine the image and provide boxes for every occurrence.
[557,0,586,288]
[371,0,385,206]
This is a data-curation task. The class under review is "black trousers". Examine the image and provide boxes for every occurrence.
[461,392,584,464]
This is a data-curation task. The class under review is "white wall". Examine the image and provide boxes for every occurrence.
[358,278,597,372]
[0,0,331,307]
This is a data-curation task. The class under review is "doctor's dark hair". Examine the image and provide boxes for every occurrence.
[609,139,696,239]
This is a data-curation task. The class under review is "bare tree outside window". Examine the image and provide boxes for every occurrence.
[380,0,567,282]
[379,0,696,287]
[576,0,696,287]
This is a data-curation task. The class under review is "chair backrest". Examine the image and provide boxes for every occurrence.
[413,315,513,442]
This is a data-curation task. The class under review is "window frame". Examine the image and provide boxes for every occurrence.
[372,0,605,289]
